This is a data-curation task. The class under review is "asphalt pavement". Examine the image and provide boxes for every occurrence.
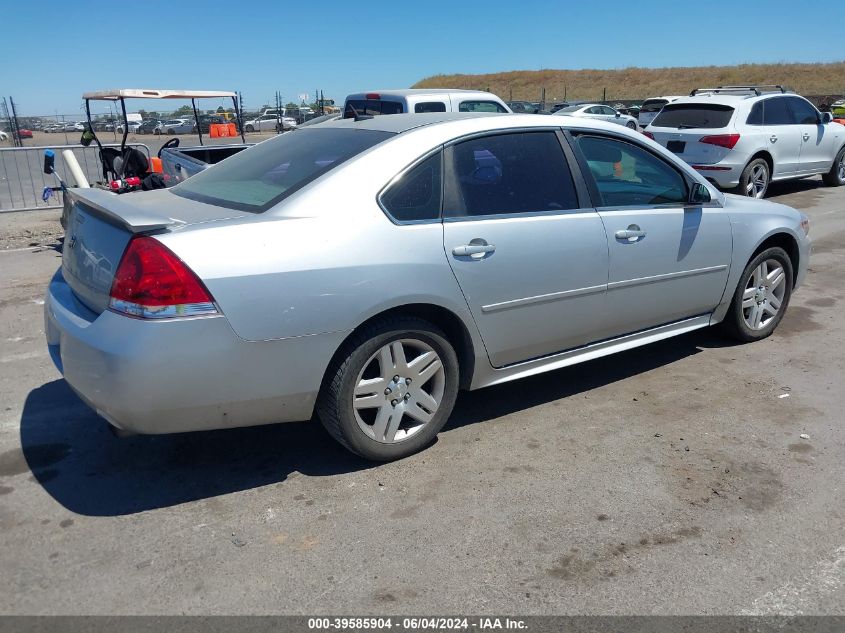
[0,178,843,615]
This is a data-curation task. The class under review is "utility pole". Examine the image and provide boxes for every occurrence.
[602,87,607,103]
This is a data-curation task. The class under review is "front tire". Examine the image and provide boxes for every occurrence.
[735,158,770,198]
[245,124,254,133]
[316,317,460,461]
[722,247,793,342]
[822,145,845,186]
[626,121,637,130]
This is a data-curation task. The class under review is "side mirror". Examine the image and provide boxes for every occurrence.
[689,182,711,205]
[821,112,833,124]
[615,112,621,118]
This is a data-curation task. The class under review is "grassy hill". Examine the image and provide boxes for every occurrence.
[413,62,845,103]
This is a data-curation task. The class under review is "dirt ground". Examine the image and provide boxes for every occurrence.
[0,178,843,615]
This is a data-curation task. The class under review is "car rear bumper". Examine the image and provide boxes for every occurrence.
[44,268,346,435]
[691,161,744,188]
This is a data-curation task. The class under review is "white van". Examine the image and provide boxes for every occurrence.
[343,89,511,118]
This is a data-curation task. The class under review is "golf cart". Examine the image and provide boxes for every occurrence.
[80,88,252,190]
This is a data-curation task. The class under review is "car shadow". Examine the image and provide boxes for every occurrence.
[21,328,738,517]
[765,177,826,199]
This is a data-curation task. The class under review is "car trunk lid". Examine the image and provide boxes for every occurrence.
[61,188,250,314]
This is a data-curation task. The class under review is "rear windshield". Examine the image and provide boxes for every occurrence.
[344,99,404,118]
[641,99,669,112]
[652,104,735,129]
[172,128,393,212]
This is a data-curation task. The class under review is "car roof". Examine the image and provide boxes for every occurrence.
[317,112,642,136]
[319,112,501,133]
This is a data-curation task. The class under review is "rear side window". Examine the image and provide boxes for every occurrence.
[576,135,687,207]
[652,104,734,129]
[762,98,793,125]
[172,128,393,212]
[458,101,508,113]
[788,97,819,125]
[380,152,442,222]
[445,132,579,217]
[414,102,447,113]
[746,102,763,126]
[344,99,404,118]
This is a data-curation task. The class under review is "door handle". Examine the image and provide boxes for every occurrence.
[802,133,810,141]
[615,226,646,242]
[452,242,495,258]
[769,135,777,143]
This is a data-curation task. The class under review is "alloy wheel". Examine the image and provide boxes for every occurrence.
[742,259,787,330]
[838,153,845,181]
[352,339,446,444]
[746,163,768,198]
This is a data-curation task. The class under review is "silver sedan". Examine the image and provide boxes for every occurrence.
[45,113,810,460]
[554,103,639,129]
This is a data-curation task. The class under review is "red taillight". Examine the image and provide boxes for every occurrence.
[109,236,217,319]
[365,93,380,100]
[699,133,740,149]
[642,131,655,140]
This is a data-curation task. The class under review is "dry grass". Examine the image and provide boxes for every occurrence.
[413,62,845,102]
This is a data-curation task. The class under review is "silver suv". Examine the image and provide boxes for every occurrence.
[645,86,845,198]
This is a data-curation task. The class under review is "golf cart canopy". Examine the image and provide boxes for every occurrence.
[82,89,238,100]
[82,87,244,149]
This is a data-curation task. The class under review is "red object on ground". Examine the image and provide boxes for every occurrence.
[17,129,33,138]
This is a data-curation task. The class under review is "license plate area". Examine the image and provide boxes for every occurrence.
[667,140,686,153]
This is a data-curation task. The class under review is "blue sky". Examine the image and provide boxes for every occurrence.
[2,0,842,115]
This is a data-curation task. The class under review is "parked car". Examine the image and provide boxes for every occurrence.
[243,113,296,132]
[638,96,684,128]
[297,113,341,127]
[507,101,545,114]
[0,130,7,141]
[47,112,811,461]
[161,119,193,134]
[192,115,232,134]
[137,119,162,135]
[549,102,570,113]
[62,122,82,132]
[644,86,845,198]
[43,124,63,133]
[553,103,638,129]
[343,89,511,117]
[16,128,33,138]
[115,121,142,134]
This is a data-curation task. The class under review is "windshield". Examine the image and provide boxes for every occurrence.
[556,105,583,113]
[652,103,735,129]
[172,128,393,212]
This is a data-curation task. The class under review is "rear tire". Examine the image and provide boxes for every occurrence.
[734,158,770,198]
[721,247,793,342]
[316,316,459,461]
[245,124,254,133]
[626,121,637,130]
[822,145,845,186]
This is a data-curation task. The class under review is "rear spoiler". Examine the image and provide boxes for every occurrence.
[68,188,179,233]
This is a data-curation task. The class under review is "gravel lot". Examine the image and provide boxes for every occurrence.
[0,178,843,615]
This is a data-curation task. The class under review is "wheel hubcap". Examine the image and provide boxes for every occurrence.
[352,339,445,444]
[838,154,845,180]
[746,164,768,198]
[742,259,787,330]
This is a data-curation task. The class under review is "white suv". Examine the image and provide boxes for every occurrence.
[644,86,845,198]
